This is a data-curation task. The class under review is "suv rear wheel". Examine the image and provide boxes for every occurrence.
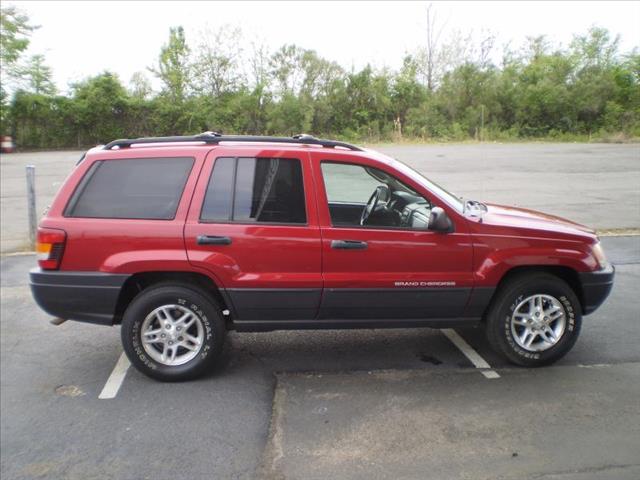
[121,283,225,381]
[485,273,582,367]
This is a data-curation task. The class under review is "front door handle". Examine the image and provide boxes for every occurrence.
[331,240,368,250]
[197,235,232,246]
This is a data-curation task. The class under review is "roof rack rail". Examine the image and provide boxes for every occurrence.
[103,132,363,151]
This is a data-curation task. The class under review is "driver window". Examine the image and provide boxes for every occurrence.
[321,162,432,229]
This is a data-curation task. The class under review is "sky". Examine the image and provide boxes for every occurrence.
[8,0,640,94]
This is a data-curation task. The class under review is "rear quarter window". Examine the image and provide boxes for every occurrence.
[65,157,194,220]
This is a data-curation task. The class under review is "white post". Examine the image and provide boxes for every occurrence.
[26,165,37,249]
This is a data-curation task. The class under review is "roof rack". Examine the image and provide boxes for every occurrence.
[102,132,363,152]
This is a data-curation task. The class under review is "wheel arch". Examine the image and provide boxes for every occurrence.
[484,265,584,320]
[113,271,232,325]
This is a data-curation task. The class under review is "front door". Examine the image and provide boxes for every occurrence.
[184,148,322,323]
[313,155,474,320]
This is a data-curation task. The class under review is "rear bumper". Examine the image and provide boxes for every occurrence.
[578,263,615,315]
[29,268,129,325]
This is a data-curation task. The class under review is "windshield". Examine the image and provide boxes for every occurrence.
[389,159,465,213]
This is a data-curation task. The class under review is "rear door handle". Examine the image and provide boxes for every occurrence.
[331,240,368,250]
[197,235,232,246]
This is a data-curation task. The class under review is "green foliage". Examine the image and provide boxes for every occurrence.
[71,72,129,144]
[11,92,74,148]
[191,25,243,97]
[1,5,36,126]
[0,6,35,70]
[129,71,152,100]
[24,54,56,95]
[149,26,191,102]
[6,24,640,147]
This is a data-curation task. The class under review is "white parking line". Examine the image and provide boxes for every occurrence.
[442,329,500,379]
[98,352,131,399]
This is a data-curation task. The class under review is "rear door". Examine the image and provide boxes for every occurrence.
[184,147,322,323]
[312,152,474,321]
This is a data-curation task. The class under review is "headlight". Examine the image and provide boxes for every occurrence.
[592,242,608,269]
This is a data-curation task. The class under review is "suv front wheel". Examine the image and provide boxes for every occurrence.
[485,273,582,367]
[121,283,226,381]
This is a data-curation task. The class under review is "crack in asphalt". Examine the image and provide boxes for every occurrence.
[258,376,287,480]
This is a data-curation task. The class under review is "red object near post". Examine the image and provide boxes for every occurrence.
[1,136,15,153]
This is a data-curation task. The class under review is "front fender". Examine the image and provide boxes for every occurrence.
[473,238,599,286]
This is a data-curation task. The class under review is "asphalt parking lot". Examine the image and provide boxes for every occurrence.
[1,144,639,479]
[1,236,639,480]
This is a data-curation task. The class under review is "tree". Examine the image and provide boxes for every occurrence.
[1,5,37,125]
[415,9,495,92]
[515,51,575,135]
[298,50,343,99]
[525,35,552,61]
[571,26,620,70]
[191,25,244,97]
[416,3,446,91]
[150,26,191,102]
[0,6,36,73]
[71,72,129,144]
[4,21,640,147]
[332,65,393,138]
[129,71,152,99]
[249,42,271,89]
[570,27,621,134]
[391,56,428,136]
[602,51,640,135]
[436,62,499,137]
[269,44,305,96]
[24,54,55,95]
[240,42,273,135]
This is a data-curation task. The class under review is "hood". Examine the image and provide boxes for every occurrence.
[479,203,597,239]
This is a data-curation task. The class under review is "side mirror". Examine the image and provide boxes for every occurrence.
[429,207,454,233]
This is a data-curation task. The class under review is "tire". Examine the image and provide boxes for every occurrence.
[121,283,226,381]
[485,273,582,367]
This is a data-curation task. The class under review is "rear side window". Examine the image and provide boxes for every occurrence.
[66,157,194,219]
[200,157,235,221]
[201,157,306,224]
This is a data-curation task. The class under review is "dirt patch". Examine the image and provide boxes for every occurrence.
[54,385,86,397]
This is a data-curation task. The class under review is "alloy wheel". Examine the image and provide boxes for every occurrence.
[140,304,205,366]
[510,294,567,352]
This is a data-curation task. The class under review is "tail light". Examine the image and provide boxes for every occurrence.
[37,227,66,270]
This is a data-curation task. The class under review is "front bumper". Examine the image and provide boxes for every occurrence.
[578,263,615,315]
[30,268,130,325]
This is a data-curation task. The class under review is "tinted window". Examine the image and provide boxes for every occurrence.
[67,157,193,219]
[200,157,235,221]
[201,157,306,224]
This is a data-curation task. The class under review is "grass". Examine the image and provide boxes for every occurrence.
[596,228,640,237]
[353,130,640,147]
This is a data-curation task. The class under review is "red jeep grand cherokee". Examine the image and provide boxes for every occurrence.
[30,133,614,381]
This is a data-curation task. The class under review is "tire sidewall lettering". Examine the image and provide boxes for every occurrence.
[131,296,214,371]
